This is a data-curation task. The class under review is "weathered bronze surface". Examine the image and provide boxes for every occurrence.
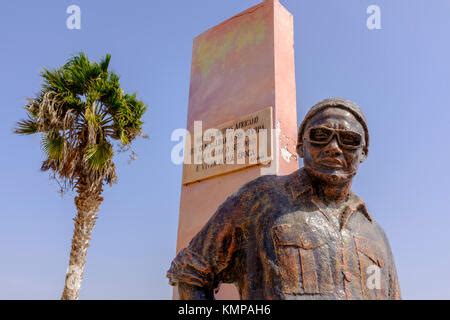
[167,98,401,300]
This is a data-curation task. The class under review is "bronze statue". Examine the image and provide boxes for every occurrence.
[167,98,401,300]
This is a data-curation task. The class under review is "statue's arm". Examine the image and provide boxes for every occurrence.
[378,225,401,299]
[388,253,401,300]
[178,283,214,300]
[167,187,251,299]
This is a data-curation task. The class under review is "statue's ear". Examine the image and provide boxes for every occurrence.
[359,149,367,163]
[296,142,304,158]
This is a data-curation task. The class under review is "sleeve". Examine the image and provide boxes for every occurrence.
[167,188,251,290]
[378,225,401,300]
[387,245,401,300]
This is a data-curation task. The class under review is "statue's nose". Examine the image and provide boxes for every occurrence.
[323,136,343,157]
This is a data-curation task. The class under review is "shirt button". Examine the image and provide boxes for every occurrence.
[343,271,352,282]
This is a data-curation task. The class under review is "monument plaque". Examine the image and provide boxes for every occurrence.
[182,107,273,185]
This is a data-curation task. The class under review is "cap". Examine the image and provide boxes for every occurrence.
[297,98,369,156]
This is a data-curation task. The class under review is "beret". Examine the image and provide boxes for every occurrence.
[297,98,369,155]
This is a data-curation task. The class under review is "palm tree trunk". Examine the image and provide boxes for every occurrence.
[61,178,103,300]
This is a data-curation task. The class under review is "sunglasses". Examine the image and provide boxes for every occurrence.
[305,126,363,150]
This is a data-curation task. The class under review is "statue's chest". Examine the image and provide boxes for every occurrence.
[259,210,390,299]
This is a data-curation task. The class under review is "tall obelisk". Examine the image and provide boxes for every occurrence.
[174,0,298,299]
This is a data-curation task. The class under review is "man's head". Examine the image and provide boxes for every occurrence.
[297,98,369,184]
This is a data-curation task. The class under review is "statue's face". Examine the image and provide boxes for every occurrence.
[301,108,367,184]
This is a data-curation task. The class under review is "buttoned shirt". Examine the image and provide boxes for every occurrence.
[167,169,401,300]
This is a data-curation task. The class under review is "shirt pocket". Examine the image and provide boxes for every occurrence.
[354,235,386,299]
[272,224,334,295]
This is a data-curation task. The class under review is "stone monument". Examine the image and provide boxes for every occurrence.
[172,0,298,299]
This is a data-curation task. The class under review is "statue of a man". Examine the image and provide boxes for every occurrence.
[167,98,401,300]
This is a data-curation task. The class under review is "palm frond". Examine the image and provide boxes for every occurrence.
[42,132,65,161]
[84,141,113,172]
[15,119,38,135]
[16,52,147,192]
[100,54,111,72]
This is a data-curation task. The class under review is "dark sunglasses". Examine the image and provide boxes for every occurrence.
[305,126,363,150]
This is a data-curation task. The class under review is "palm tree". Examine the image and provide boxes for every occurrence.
[15,53,147,300]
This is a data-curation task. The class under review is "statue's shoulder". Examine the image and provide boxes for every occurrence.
[371,220,391,245]
[219,174,284,211]
[351,203,393,253]
[219,171,305,220]
[234,173,291,198]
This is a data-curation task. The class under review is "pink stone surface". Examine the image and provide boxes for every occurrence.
[174,0,298,299]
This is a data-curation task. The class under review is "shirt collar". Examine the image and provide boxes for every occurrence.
[338,193,372,230]
[287,168,372,229]
[287,168,314,200]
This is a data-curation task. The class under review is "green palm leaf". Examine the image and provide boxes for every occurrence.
[84,142,113,172]
[15,52,147,190]
[42,132,65,161]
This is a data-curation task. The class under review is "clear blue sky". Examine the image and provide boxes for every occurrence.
[1,0,449,299]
